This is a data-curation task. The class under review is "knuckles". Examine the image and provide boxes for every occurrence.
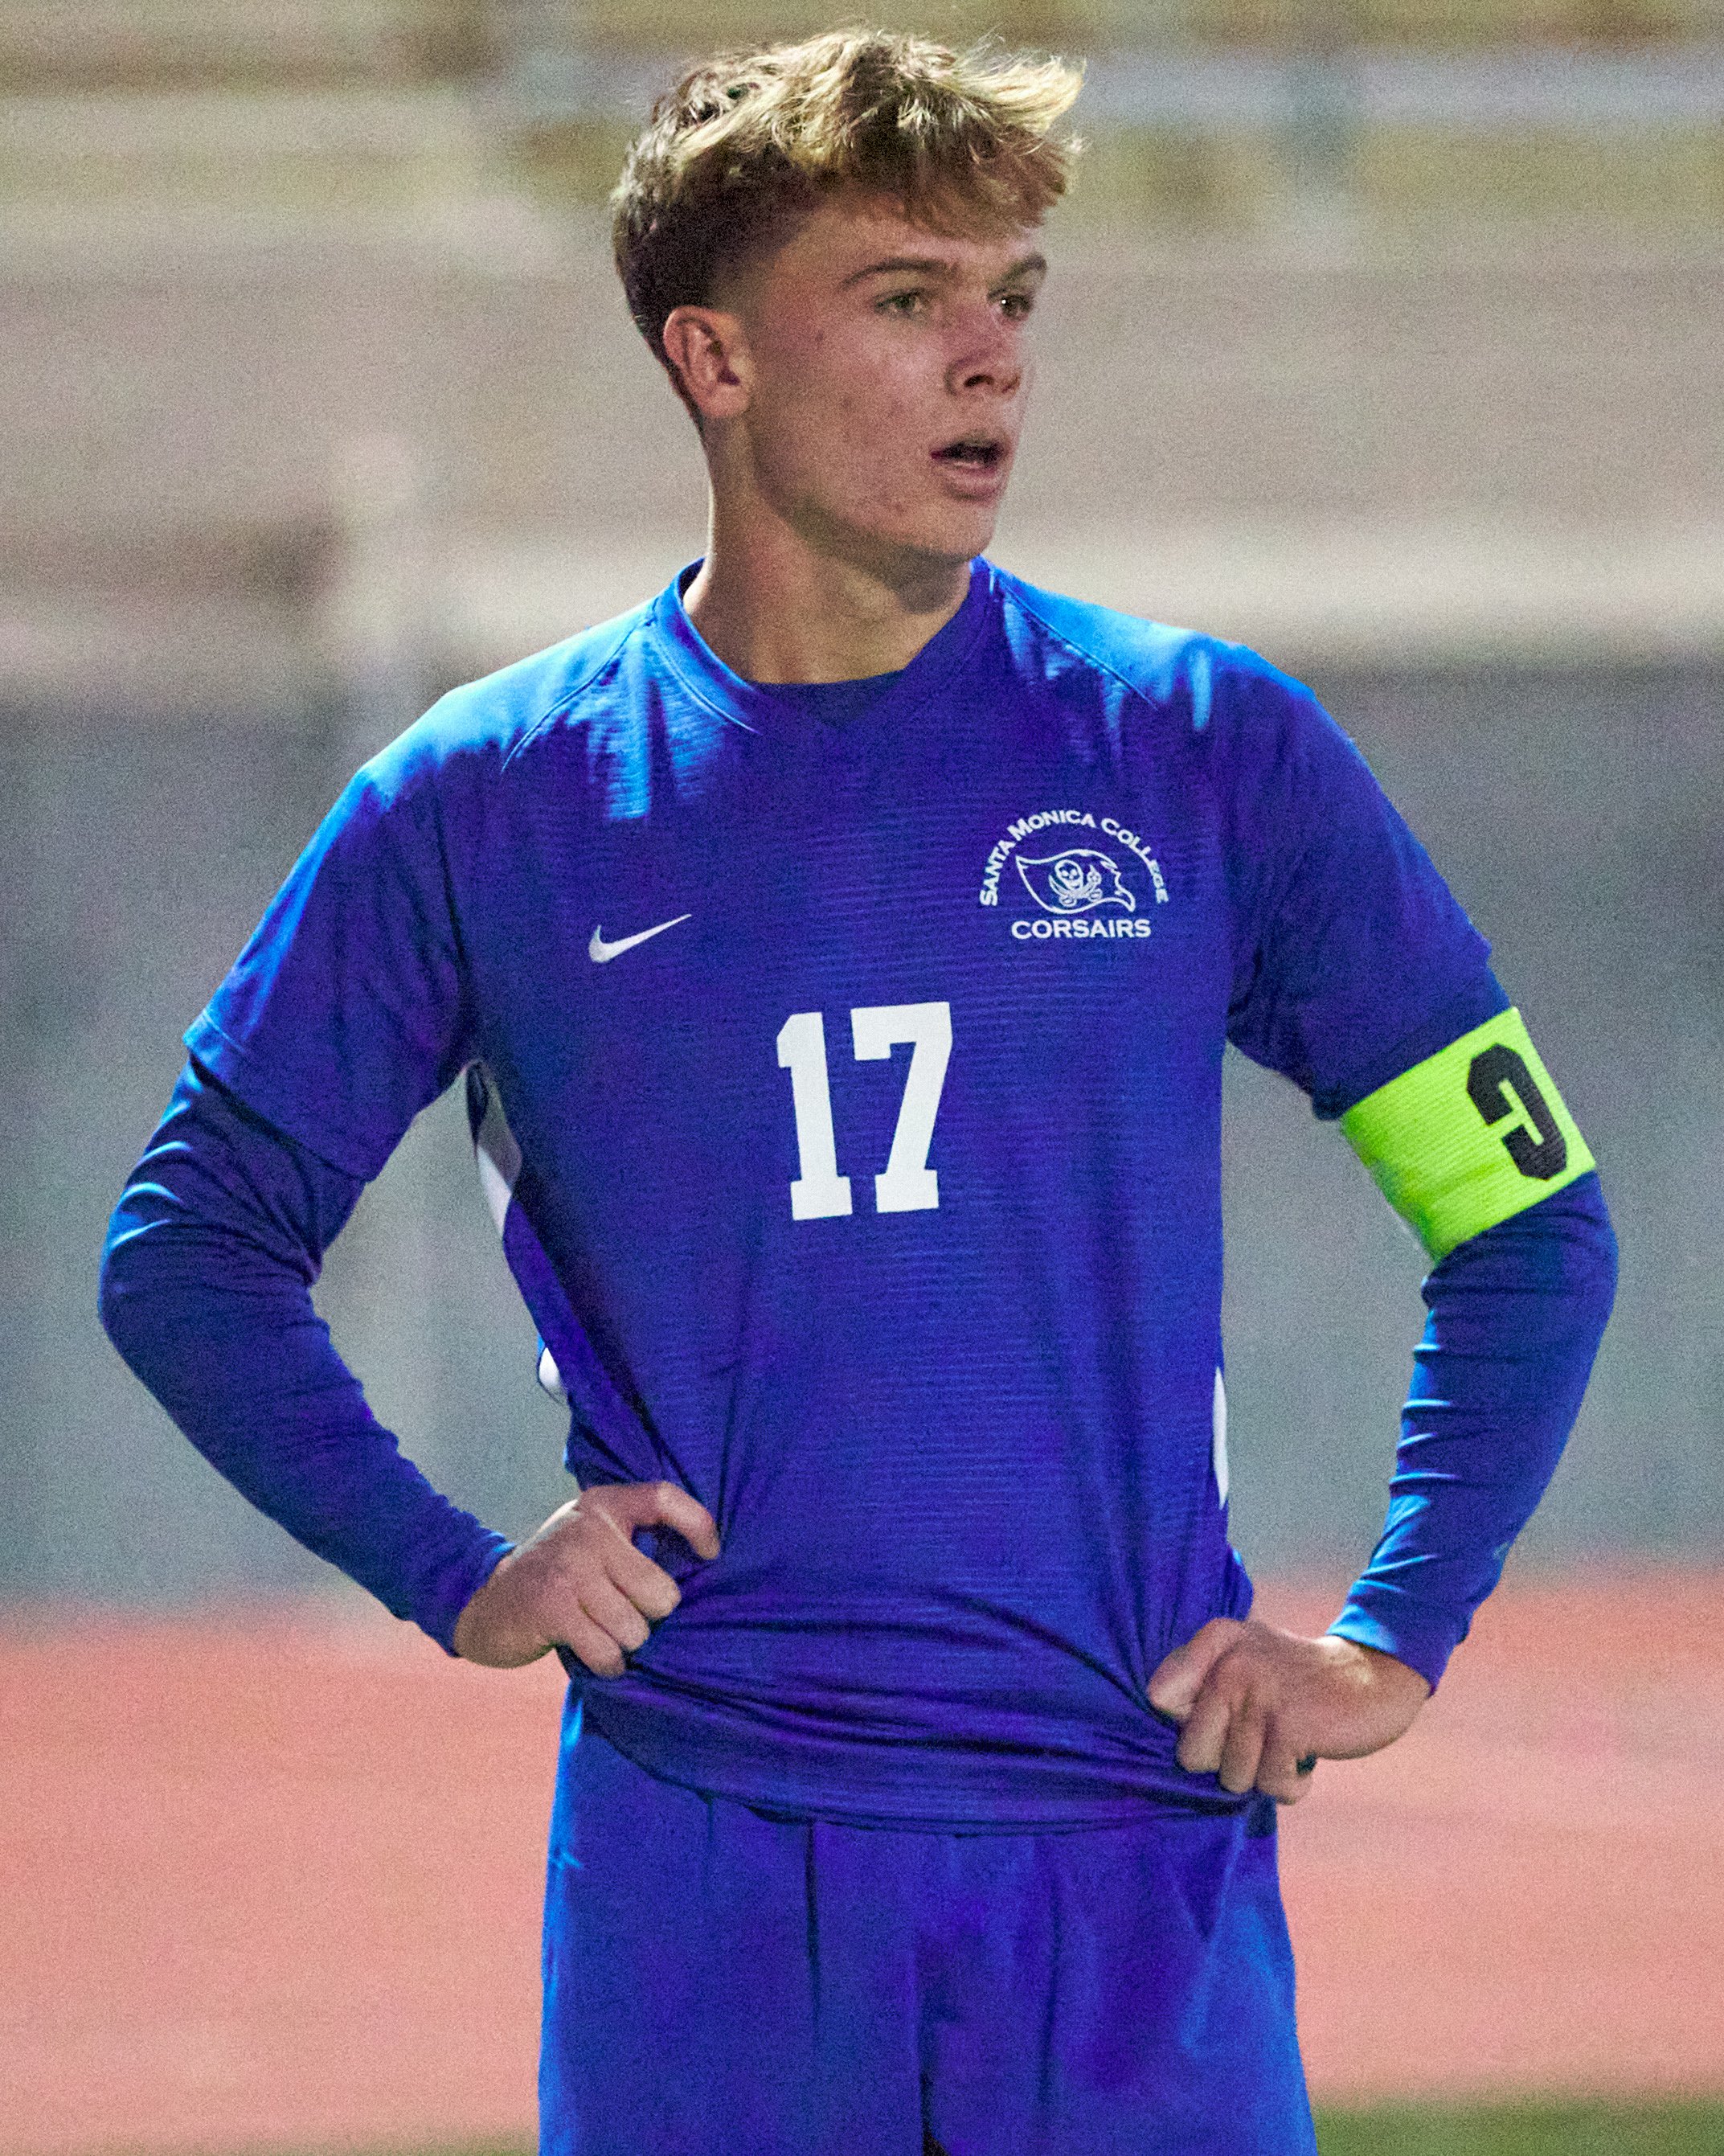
[1206,1650,1270,1715]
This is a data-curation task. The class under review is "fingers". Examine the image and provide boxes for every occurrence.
[459,1481,718,1673]
[1172,1674,1262,1791]
[586,1506,686,1623]
[1255,1748,1317,1806]
[1170,1667,1235,1776]
[1216,1697,1267,1797]
[582,1481,719,1612]
[601,1478,723,1561]
[1157,1621,1327,1804]
[535,1482,720,1677]
[560,1604,641,1679]
[576,1573,653,1658]
[1155,1617,1427,1801]
[1147,1618,1247,1721]
[559,1571,657,1678]
[1177,1678,1317,1802]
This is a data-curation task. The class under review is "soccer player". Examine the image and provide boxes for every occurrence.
[100,30,1616,2156]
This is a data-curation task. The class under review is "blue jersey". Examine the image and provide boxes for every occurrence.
[186,559,1498,1827]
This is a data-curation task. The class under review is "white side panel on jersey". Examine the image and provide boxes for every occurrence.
[469,1063,568,1405]
[536,1342,569,1407]
[471,1067,522,1238]
[1212,1367,1230,1505]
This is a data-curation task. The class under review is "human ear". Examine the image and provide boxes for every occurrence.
[660,305,751,422]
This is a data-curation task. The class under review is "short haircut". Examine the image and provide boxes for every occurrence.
[612,27,1083,391]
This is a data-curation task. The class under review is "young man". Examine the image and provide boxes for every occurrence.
[101,30,1616,2156]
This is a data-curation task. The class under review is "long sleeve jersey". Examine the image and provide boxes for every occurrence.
[101,560,1616,1828]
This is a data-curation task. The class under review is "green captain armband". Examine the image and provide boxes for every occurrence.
[1340,1008,1595,1262]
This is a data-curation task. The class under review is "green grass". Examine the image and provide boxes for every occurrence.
[240,2105,1724,2156]
[1314,2098,1724,2154]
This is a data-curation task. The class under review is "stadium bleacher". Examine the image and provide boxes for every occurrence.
[2,0,1719,719]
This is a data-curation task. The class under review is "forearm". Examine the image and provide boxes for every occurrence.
[1329,1172,1617,1690]
[99,1064,510,1650]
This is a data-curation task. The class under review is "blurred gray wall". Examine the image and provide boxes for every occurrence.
[4,11,1722,1609]
[3,654,1718,1605]
[1223,659,1722,1574]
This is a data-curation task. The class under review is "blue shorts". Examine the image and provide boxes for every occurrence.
[540,1701,1316,2156]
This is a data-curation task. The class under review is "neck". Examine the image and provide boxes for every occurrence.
[683,490,975,685]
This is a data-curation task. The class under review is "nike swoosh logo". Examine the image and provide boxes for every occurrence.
[589,913,692,964]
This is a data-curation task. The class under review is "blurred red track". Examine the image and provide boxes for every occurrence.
[2,1572,1721,2154]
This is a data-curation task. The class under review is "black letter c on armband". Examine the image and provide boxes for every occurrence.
[1466,1044,1567,1180]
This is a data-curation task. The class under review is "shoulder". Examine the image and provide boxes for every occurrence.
[991,568,1380,838]
[990,565,1315,744]
[357,601,657,815]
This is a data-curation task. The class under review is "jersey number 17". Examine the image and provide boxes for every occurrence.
[776,1002,952,1220]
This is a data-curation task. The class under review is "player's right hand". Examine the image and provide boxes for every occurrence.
[452,1482,721,1674]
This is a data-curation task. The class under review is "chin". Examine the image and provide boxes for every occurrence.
[814,495,1001,581]
[888,506,1002,569]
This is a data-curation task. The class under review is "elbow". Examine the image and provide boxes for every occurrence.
[1426,1169,1619,1351]
[97,1211,149,1367]
[1595,1205,1620,1312]
[99,1185,182,1375]
[1567,1173,1620,1343]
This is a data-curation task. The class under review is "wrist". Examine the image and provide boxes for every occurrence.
[1346,1637,1434,1703]
[452,1546,516,1661]
[1327,1599,1455,1696]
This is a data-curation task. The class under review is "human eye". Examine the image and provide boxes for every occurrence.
[997,288,1036,322]
[875,287,930,319]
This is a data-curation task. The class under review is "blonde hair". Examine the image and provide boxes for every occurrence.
[612,27,1083,379]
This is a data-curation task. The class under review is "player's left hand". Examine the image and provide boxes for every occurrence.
[1146,1618,1431,1806]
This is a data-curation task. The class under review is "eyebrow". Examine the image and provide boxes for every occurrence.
[842,252,1048,289]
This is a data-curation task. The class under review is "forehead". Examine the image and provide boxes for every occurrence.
[754,190,1044,292]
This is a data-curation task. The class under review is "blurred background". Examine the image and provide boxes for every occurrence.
[4,0,1720,1604]
[2,2,1722,2150]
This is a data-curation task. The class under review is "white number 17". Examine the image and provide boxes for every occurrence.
[776,1001,952,1220]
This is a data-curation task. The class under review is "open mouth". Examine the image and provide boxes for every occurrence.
[932,435,1006,472]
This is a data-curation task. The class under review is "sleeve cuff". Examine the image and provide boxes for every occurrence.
[418,1531,515,1656]
[1327,1588,1463,1695]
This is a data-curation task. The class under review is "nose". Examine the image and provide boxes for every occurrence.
[945,305,1026,401]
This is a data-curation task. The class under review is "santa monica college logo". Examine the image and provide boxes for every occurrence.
[1017,849,1135,915]
[980,809,1169,942]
